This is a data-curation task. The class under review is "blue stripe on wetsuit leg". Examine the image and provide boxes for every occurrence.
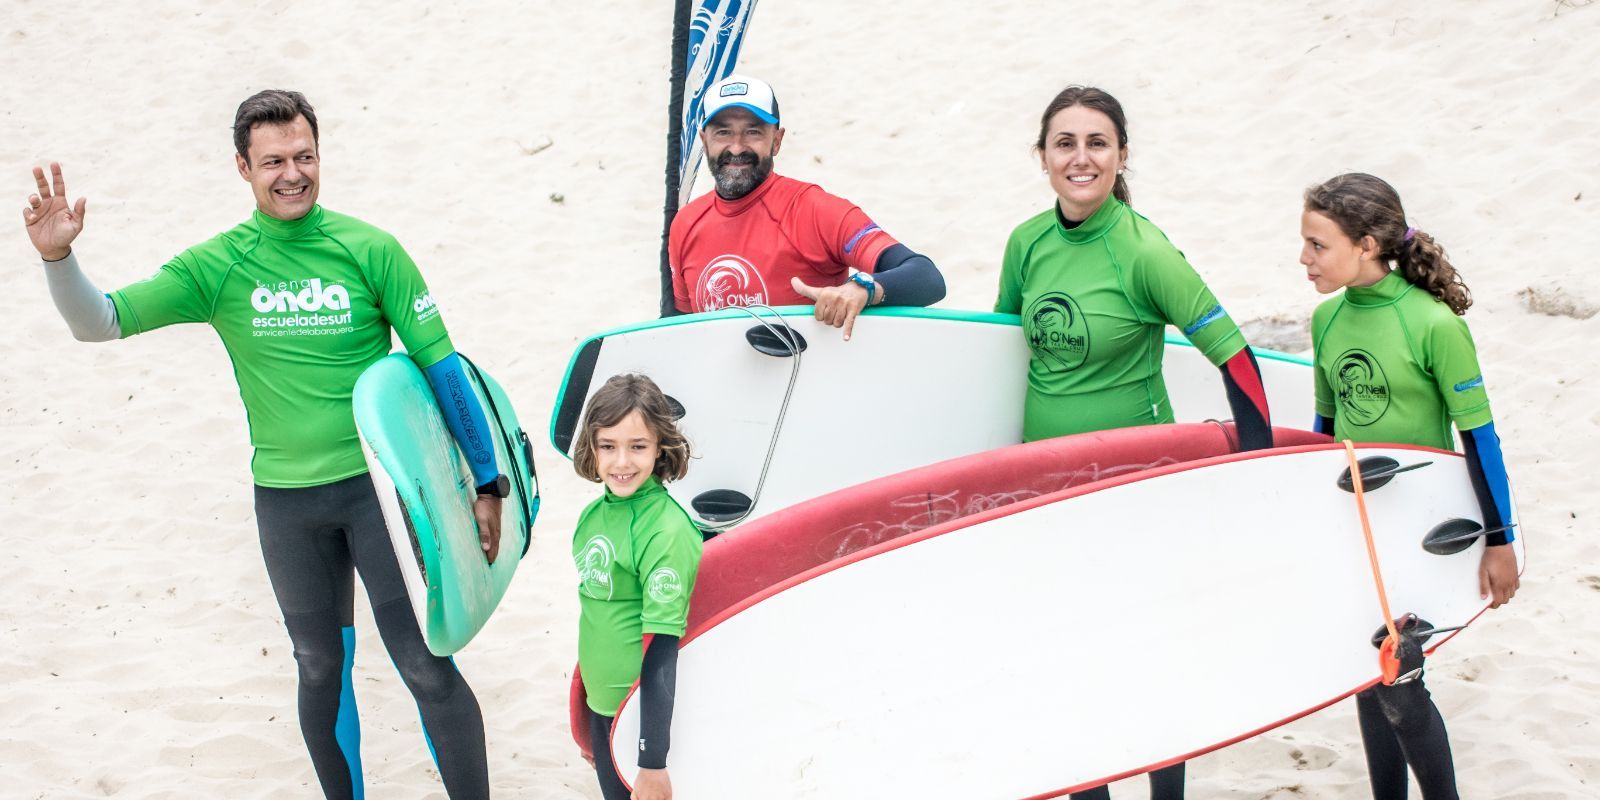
[338,626,364,800]
[1465,422,1515,543]
[422,352,499,487]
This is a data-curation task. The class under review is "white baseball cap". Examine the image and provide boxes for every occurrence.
[701,74,781,129]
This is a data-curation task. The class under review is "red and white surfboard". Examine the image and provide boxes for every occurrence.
[579,424,1522,798]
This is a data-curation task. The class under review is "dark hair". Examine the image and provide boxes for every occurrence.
[572,374,691,484]
[1035,85,1131,206]
[1304,173,1471,315]
[232,90,319,160]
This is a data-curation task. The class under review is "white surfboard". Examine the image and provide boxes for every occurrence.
[607,439,1522,798]
[550,306,1313,530]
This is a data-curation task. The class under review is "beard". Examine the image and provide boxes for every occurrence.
[711,150,773,199]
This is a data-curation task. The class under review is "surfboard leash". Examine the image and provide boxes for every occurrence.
[1342,439,1415,686]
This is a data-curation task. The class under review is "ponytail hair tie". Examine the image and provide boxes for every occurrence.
[1403,226,1416,242]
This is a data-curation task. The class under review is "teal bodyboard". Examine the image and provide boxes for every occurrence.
[353,353,538,656]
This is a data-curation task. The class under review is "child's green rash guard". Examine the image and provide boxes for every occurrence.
[108,206,455,487]
[1312,271,1493,449]
[996,197,1248,441]
[573,476,703,716]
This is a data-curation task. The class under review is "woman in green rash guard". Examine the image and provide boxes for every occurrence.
[1301,173,1519,800]
[571,374,702,800]
[996,85,1273,800]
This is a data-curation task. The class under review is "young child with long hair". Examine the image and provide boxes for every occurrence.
[1301,172,1519,799]
[571,373,700,800]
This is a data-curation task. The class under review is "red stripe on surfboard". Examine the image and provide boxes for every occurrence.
[682,440,1459,648]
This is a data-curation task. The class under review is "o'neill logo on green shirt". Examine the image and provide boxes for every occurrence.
[576,535,616,600]
[1333,348,1391,426]
[250,278,354,335]
[646,567,683,604]
[1025,292,1091,372]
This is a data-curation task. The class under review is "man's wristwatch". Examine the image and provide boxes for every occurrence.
[848,270,878,305]
[476,474,510,498]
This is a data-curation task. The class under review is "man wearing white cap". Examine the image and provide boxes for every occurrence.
[668,74,945,339]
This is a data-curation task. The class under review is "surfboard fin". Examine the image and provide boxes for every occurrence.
[1421,518,1514,555]
[1336,456,1432,492]
[692,488,754,523]
[665,394,687,421]
[745,324,807,357]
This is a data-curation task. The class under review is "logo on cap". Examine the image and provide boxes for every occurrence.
[719,82,750,97]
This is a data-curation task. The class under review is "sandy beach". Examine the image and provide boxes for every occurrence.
[3,1,1598,797]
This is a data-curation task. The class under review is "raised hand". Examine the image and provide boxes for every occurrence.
[23,163,87,261]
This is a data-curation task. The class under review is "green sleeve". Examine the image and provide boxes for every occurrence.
[1136,245,1245,366]
[1426,312,1493,430]
[634,502,702,637]
[107,255,211,336]
[373,234,454,368]
[994,231,1024,314]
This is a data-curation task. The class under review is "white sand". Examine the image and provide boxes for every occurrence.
[3,1,1598,797]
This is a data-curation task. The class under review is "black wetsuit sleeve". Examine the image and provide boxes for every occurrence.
[661,303,686,318]
[1219,347,1273,451]
[1314,415,1334,436]
[872,243,946,308]
[636,633,680,770]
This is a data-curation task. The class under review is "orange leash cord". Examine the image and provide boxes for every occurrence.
[1343,439,1404,685]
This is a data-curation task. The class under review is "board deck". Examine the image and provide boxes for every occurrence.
[597,428,1521,798]
[550,306,1314,531]
[353,354,539,656]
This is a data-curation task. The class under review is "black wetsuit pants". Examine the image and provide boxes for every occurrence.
[1356,678,1458,800]
[588,710,631,800]
[1070,762,1185,800]
[255,474,489,800]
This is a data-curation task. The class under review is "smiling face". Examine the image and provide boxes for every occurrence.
[1040,105,1126,222]
[592,409,660,498]
[236,115,320,220]
[1300,209,1389,294]
[701,106,783,199]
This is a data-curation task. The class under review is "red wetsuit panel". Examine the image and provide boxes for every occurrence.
[669,174,899,313]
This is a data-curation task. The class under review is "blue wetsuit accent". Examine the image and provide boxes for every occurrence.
[422,352,499,487]
[1461,421,1515,545]
[1313,415,1333,436]
[337,626,364,799]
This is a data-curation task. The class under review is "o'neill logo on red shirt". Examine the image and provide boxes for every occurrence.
[695,254,769,311]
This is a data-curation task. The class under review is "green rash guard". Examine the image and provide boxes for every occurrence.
[1312,271,1493,449]
[995,197,1248,441]
[108,206,454,487]
[573,476,702,716]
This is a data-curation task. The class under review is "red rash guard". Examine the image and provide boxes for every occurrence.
[669,174,899,313]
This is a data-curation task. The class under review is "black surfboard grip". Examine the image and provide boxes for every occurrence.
[1336,456,1432,492]
[745,324,807,357]
[692,489,754,523]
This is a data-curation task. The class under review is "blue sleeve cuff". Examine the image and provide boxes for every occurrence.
[422,352,499,486]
